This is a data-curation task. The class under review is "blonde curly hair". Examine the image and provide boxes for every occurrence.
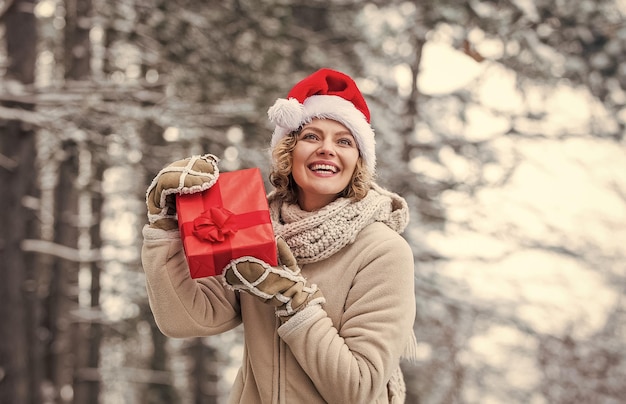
[269,131,373,205]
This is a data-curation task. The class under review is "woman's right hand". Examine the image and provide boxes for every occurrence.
[146,154,219,230]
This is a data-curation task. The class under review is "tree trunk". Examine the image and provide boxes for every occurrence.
[190,340,220,404]
[0,0,40,403]
[0,110,40,404]
[143,314,179,404]
[61,0,102,401]
[64,0,93,80]
[85,156,105,404]
[42,140,80,401]
[73,146,104,404]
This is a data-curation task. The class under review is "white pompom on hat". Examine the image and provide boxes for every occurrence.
[268,68,376,173]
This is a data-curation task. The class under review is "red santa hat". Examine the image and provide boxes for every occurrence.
[268,68,376,173]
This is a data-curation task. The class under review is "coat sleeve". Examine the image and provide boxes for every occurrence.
[141,225,241,338]
[277,233,416,403]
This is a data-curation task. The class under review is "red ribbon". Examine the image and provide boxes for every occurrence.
[192,207,238,242]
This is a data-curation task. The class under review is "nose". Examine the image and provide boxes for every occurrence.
[317,138,336,156]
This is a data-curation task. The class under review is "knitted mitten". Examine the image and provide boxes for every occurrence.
[223,238,325,320]
[146,154,219,230]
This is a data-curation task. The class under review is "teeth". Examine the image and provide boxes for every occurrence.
[310,164,337,173]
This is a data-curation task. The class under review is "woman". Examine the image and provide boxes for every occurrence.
[142,68,417,403]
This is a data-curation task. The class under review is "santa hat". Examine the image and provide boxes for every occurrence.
[268,68,376,173]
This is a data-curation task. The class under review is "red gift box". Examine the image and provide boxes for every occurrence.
[176,168,278,278]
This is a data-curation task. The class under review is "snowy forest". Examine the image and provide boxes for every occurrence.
[1,0,625,403]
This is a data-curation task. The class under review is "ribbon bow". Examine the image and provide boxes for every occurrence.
[193,207,238,242]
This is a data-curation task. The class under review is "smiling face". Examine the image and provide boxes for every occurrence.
[290,118,360,211]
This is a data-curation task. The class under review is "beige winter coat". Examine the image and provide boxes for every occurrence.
[142,219,415,403]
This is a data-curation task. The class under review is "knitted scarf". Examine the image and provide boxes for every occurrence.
[268,183,409,264]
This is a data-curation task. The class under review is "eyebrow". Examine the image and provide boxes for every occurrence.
[301,125,354,138]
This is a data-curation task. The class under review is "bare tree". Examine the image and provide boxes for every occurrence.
[0,0,41,403]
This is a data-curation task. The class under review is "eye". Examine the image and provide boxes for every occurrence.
[299,132,319,141]
[338,137,354,147]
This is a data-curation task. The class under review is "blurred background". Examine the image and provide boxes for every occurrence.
[1,0,625,403]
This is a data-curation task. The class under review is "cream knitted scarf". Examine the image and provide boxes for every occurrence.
[268,183,409,264]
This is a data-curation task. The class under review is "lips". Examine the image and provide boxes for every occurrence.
[309,163,339,174]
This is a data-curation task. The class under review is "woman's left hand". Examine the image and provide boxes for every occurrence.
[222,238,325,320]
